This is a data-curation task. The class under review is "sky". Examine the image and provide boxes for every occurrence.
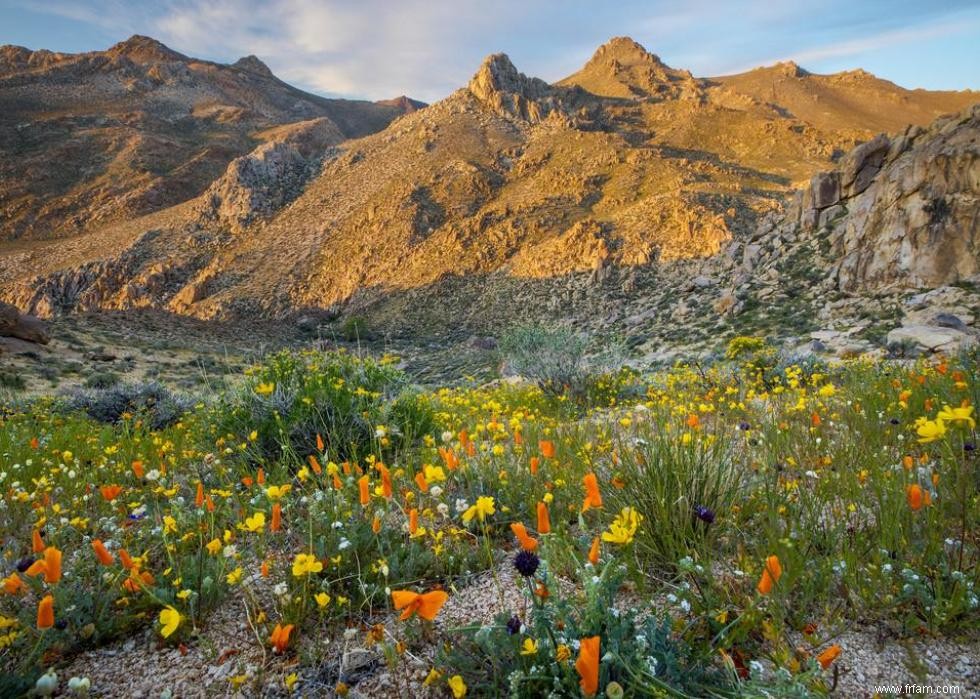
[1,0,978,103]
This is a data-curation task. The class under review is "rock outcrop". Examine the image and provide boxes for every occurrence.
[0,301,49,344]
[794,104,979,292]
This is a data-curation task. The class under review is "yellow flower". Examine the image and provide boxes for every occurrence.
[315,592,332,608]
[206,538,222,555]
[915,417,947,443]
[266,485,292,500]
[601,507,643,545]
[423,669,442,686]
[284,673,298,692]
[520,638,538,655]
[244,512,266,533]
[447,675,467,698]
[163,515,177,534]
[937,404,975,429]
[462,496,495,524]
[292,553,323,577]
[226,567,243,585]
[177,589,192,600]
[818,384,836,397]
[423,465,447,483]
[159,606,181,638]
[255,382,275,396]
[556,644,572,663]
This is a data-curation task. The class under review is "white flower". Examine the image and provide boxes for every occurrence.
[222,545,237,558]
[339,538,351,550]
[430,486,443,498]
[273,583,288,597]
[441,431,454,443]
[145,469,160,481]
[455,499,468,513]
[437,503,449,517]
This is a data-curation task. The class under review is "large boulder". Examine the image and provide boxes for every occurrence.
[886,324,976,354]
[0,301,50,344]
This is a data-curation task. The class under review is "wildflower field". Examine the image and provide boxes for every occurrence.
[0,340,978,697]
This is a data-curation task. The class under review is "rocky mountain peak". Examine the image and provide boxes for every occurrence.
[467,53,558,121]
[586,36,668,69]
[559,35,699,100]
[107,35,187,63]
[232,54,274,77]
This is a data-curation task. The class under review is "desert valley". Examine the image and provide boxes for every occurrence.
[0,17,979,699]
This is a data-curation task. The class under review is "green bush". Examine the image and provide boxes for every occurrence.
[498,324,620,402]
[220,349,434,464]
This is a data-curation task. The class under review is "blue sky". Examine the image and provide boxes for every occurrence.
[1,0,978,102]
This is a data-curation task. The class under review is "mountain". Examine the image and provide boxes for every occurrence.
[0,36,976,353]
[0,35,421,241]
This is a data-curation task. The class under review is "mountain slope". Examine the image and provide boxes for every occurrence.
[0,35,420,241]
[0,37,976,340]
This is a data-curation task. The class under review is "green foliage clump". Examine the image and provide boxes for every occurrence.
[219,349,434,463]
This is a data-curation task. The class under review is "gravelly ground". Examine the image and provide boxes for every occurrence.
[52,558,980,698]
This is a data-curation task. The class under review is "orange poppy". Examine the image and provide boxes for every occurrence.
[391,589,448,621]
[131,460,144,479]
[902,455,914,471]
[817,644,841,669]
[588,536,600,566]
[536,502,551,534]
[810,413,821,427]
[241,476,254,488]
[687,414,700,429]
[30,437,39,450]
[205,495,215,513]
[409,508,419,535]
[332,472,343,490]
[269,623,294,653]
[119,548,134,570]
[308,454,323,475]
[195,482,205,508]
[510,522,538,552]
[316,433,325,452]
[37,594,54,630]
[414,471,429,493]
[575,636,600,696]
[2,572,26,595]
[271,503,282,533]
[358,475,370,506]
[256,468,265,486]
[32,530,44,553]
[529,456,540,476]
[100,484,123,502]
[581,473,602,512]
[378,464,393,499]
[906,484,924,511]
[372,516,382,534]
[539,440,556,459]
[260,560,270,577]
[92,539,114,566]
[439,447,459,470]
[757,555,782,595]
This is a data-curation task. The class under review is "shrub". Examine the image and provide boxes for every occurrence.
[498,324,620,402]
[60,381,192,429]
[83,370,121,389]
[220,349,433,464]
[0,369,26,391]
[339,315,372,342]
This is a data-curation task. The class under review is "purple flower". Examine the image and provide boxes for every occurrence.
[693,505,715,525]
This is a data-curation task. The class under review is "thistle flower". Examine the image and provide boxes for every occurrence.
[514,550,540,577]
